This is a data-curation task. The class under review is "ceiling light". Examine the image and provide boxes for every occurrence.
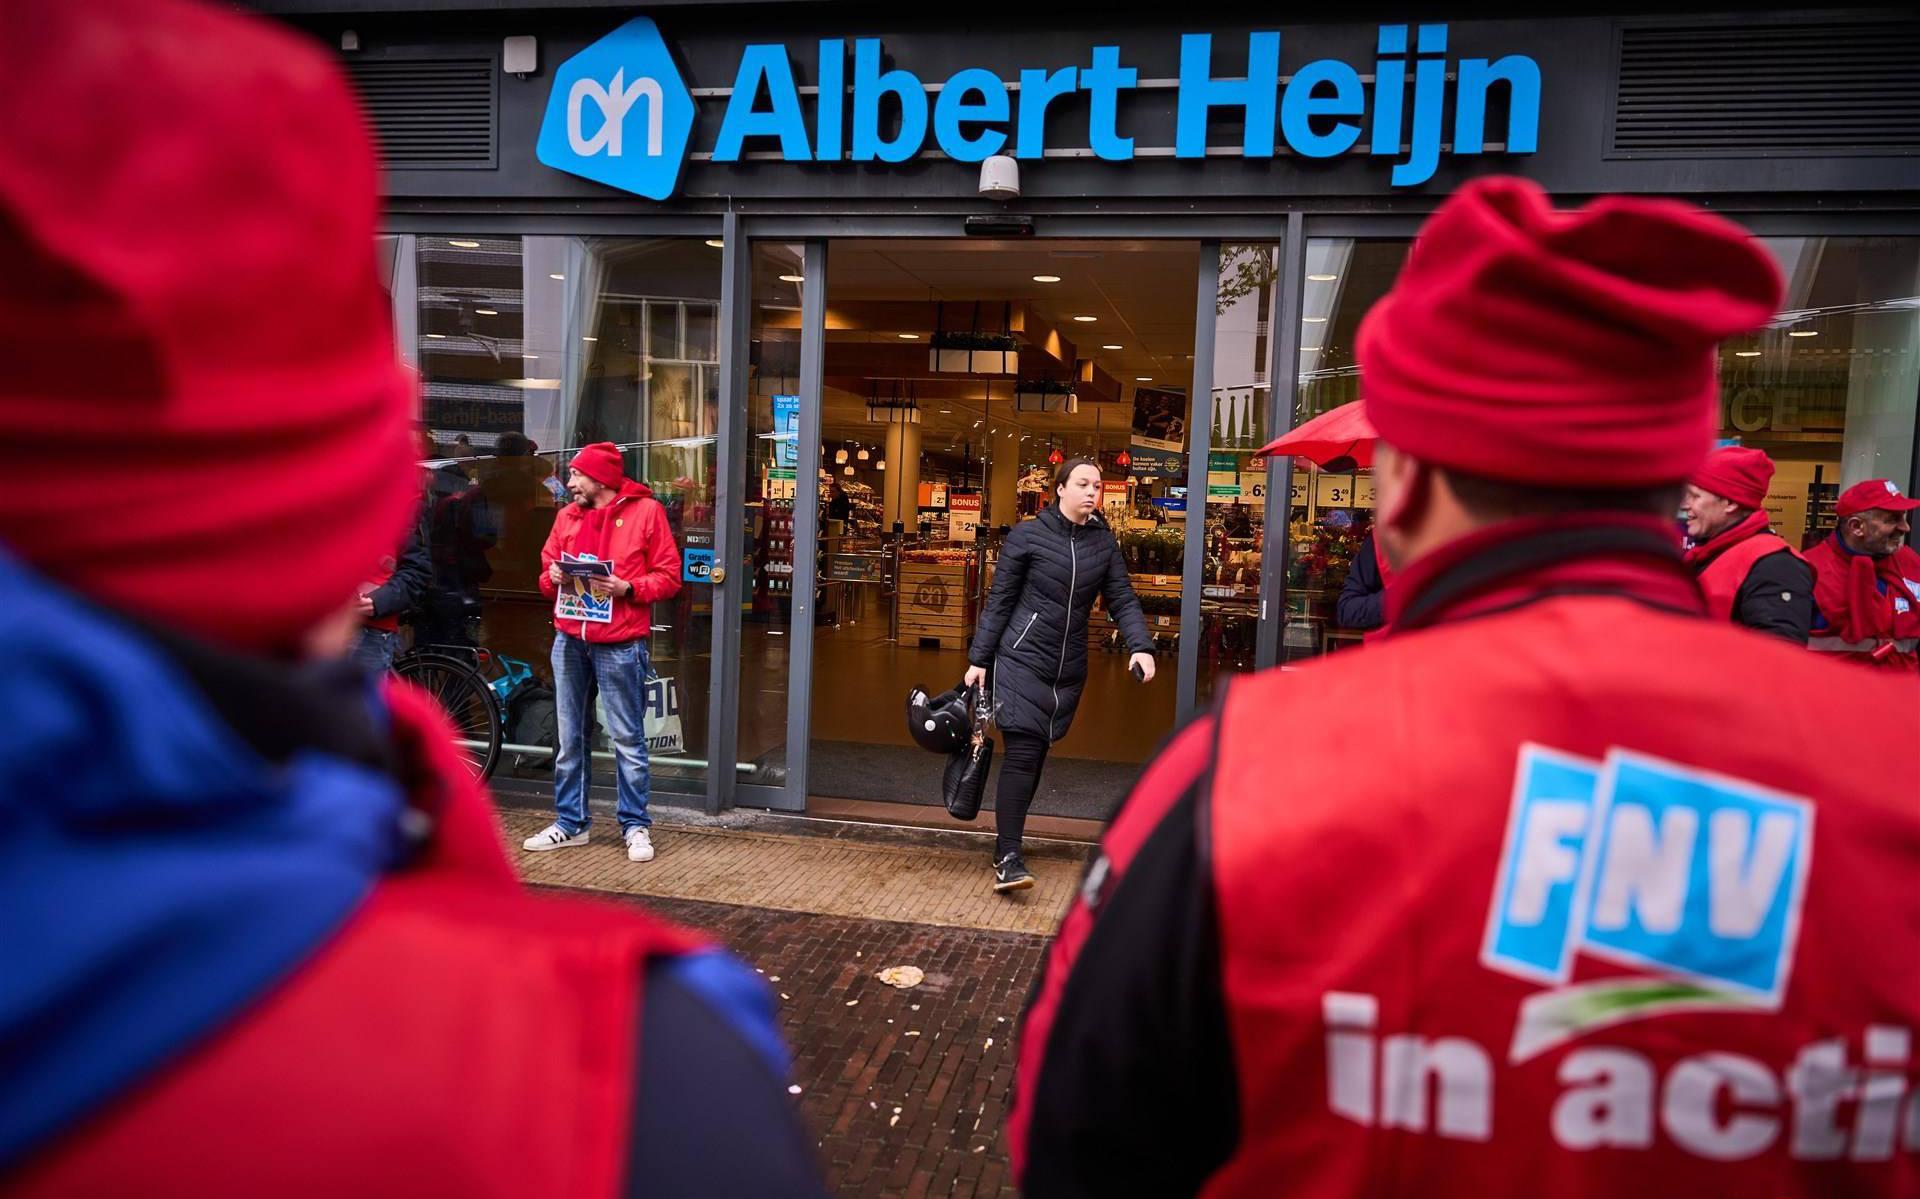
[549,273,565,281]
[1303,316,1328,324]
[857,447,870,461]
[843,465,855,476]
[705,239,725,249]
[1136,376,1152,382]
[448,239,480,248]
[1102,344,1123,350]
[877,460,886,471]
[1073,315,1097,322]
[1307,273,1338,282]
[1032,274,1062,284]
[425,333,447,339]
[835,448,848,464]
[779,274,804,284]
[1788,329,1818,338]
[1300,345,1321,353]
[898,333,920,340]
[1733,350,1762,358]
[474,308,498,316]
[523,353,539,360]
[582,336,598,342]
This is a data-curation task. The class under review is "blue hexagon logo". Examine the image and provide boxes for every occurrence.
[537,17,695,201]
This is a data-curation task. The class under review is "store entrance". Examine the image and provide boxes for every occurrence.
[787,239,1202,820]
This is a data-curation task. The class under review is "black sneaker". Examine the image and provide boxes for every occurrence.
[993,852,1035,894]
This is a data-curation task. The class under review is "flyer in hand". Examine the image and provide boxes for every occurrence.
[556,552,614,623]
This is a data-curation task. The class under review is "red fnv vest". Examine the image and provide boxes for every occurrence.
[1202,589,1920,1197]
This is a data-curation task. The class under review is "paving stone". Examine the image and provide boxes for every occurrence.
[534,882,1045,1198]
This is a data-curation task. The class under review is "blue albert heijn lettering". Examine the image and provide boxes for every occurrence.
[536,16,695,201]
[542,21,1541,197]
[1484,744,1814,1008]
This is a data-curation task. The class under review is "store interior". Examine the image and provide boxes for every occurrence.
[737,238,1248,818]
[397,229,1917,817]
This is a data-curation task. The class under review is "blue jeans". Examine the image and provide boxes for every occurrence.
[352,627,398,675]
[551,632,651,835]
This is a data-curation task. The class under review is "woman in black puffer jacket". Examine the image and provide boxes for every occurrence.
[965,459,1157,893]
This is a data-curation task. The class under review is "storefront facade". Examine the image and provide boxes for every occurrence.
[265,0,1920,816]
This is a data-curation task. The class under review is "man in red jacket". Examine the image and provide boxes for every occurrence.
[1802,478,1920,671]
[1011,178,1920,1198]
[1680,445,1812,642]
[0,4,822,1195]
[526,442,682,863]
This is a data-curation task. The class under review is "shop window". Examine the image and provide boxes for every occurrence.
[393,234,723,795]
[1290,234,1920,651]
[1727,238,1920,548]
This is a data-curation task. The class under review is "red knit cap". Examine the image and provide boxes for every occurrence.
[0,0,418,654]
[1359,177,1782,488]
[1690,446,1774,510]
[570,443,627,489]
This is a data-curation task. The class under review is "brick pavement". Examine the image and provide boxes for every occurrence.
[508,806,1082,1198]
[501,807,1079,935]
[550,890,1047,1199]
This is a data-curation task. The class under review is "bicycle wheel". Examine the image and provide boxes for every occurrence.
[393,652,502,782]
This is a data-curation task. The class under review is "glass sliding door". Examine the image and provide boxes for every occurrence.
[1191,242,1285,708]
[734,240,817,810]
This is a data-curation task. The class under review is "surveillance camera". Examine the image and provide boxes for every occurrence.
[978,155,1020,200]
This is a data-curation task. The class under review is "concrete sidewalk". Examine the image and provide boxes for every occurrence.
[498,808,1080,937]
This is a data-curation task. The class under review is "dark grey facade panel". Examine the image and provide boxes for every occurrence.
[291,5,1920,210]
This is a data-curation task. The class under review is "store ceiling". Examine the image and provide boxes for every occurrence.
[814,238,1202,452]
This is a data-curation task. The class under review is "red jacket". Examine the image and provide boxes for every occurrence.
[538,480,682,644]
[1802,534,1920,671]
[10,683,701,1199]
[1013,515,1920,1197]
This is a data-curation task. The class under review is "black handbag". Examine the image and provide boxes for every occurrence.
[941,683,995,821]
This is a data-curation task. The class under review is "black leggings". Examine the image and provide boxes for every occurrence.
[994,729,1051,860]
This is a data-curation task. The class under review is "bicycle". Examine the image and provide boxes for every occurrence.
[392,643,503,781]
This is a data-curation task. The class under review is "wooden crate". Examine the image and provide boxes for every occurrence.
[897,559,973,650]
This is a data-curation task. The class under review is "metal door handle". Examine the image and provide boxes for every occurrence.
[709,565,727,584]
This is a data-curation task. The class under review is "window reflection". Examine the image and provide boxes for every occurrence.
[1290,234,1920,655]
[394,234,725,794]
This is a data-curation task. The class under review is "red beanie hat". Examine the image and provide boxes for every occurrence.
[1358,177,1782,488]
[0,0,419,654]
[1690,446,1774,510]
[570,443,627,489]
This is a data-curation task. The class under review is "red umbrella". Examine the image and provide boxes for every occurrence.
[1255,400,1376,467]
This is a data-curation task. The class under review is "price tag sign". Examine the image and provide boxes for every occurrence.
[1290,471,1310,505]
[1353,474,1377,509]
[1315,474,1356,508]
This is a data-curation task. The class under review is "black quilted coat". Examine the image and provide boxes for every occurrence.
[968,504,1154,741]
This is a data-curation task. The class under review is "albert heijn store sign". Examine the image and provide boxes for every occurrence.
[537,16,1543,201]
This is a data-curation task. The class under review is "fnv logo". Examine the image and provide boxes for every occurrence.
[537,17,695,201]
[1484,745,1814,1062]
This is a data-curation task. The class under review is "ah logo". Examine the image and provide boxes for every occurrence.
[537,17,695,201]
[1483,745,1814,1062]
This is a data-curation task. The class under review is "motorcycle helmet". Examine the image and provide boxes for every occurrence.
[906,682,973,754]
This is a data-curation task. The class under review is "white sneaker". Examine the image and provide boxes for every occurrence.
[522,823,588,852]
[625,827,655,863]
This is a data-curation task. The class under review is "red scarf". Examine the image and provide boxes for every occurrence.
[1812,535,1920,644]
[1682,508,1772,569]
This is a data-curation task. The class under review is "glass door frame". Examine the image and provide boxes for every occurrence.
[710,223,827,814]
[728,227,1294,808]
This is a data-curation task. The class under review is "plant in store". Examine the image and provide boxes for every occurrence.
[1014,376,1078,414]
[929,301,1019,374]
